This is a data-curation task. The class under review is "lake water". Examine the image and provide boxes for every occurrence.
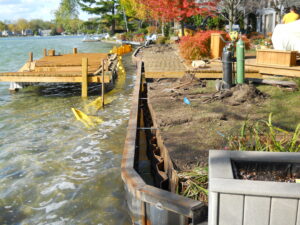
[0,36,133,225]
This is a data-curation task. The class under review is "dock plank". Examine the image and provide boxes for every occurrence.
[0,75,111,83]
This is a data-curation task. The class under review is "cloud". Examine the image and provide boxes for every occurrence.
[0,0,89,21]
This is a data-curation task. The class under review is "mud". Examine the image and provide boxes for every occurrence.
[147,76,284,171]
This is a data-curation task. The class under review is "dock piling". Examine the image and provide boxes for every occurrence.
[102,59,105,108]
[73,48,78,55]
[81,57,88,98]
[29,52,33,62]
[43,49,47,57]
[48,49,55,56]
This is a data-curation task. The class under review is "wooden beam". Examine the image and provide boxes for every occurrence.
[102,59,105,108]
[0,71,82,76]
[43,48,47,57]
[34,66,82,72]
[259,68,300,78]
[81,57,88,98]
[29,52,33,62]
[145,71,185,78]
[0,75,111,83]
[145,71,262,79]
[73,48,77,54]
[247,78,297,87]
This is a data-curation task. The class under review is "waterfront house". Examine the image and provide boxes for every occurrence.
[2,30,13,36]
[22,29,33,36]
[40,29,52,36]
[256,0,300,34]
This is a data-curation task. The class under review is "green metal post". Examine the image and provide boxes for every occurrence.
[236,38,245,84]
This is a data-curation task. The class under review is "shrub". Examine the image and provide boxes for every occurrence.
[116,33,126,40]
[132,33,145,42]
[137,28,148,35]
[247,31,261,39]
[156,36,167,45]
[241,35,251,50]
[163,23,171,38]
[179,30,226,60]
[248,33,265,45]
[147,26,157,34]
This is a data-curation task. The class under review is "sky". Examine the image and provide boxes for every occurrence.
[0,0,90,22]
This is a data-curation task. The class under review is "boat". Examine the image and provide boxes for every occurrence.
[121,40,143,46]
[82,33,110,42]
[82,35,102,42]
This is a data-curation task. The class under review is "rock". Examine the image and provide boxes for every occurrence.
[192,60,206,68]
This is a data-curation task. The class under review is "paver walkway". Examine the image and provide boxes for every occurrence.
[139,45,186,72]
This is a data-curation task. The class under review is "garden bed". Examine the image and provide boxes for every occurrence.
[147,75,300,172]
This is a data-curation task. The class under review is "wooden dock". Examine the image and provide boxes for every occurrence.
[245,58,300,78]
[0,48,119,97]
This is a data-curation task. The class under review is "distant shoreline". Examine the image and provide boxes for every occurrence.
[0,35,85,40]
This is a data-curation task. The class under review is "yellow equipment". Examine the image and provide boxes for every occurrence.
[72,47,128,128]
[229,31,238,42]
[71,108,103,128]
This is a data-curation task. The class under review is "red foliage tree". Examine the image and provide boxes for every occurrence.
[179,30,226,60]
[139,0,218,35]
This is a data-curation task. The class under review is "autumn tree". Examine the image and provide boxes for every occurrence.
[139,0,217,36]
[120,0,148,20]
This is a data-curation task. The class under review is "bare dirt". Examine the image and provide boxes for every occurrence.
[147,74,299,171]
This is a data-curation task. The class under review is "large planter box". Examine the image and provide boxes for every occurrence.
[209,150,300,225]
[256,49,298,67]
[211,33,226,59]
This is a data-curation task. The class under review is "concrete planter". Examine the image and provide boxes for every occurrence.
[209,150,300,225]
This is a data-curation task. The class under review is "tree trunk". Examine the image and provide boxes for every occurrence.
[229,5,233,31]
[180,20,185,37]
[161,21,165,36]
[111,3,116,34]
[122,7,129,32]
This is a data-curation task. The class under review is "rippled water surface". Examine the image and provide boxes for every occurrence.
[0,36,133,225]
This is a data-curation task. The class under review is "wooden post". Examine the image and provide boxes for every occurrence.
[102,59,105,108]
[29,52,33,62]
[211,33,226,59]
[48,49,55,56]
[43,48,47,57]
[73,48,77,54]
[81,58,88,98]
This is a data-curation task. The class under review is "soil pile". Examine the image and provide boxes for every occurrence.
[224,84,268,106]
[205,84,267,106]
